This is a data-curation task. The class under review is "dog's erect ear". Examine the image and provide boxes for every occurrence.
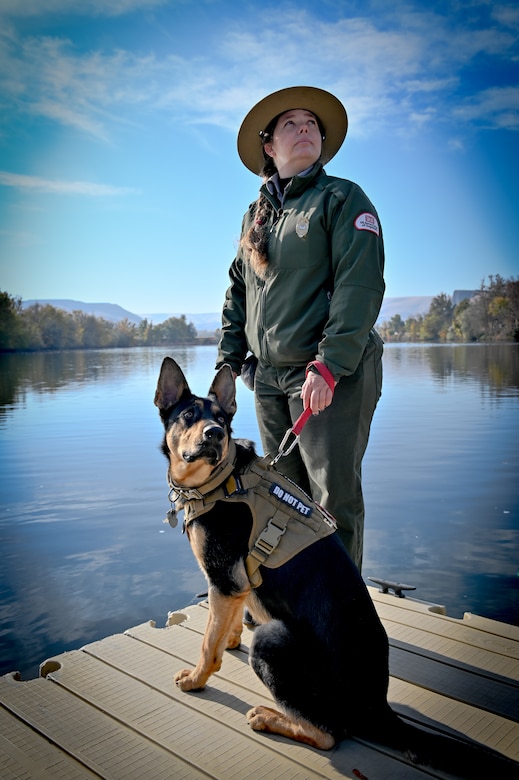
[154,357,190,411]
[208,365,237,419]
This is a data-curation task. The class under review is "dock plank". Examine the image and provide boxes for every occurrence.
[0,674,205,780]
[389,640,519,719]
[123,615,519,761]
[55,626,441,779]
[1,595,518,779]
[0,705,99,780]
[376,599,519,667]
[369,588,519,661]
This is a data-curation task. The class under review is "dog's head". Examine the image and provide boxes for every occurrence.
[154,357,237,488]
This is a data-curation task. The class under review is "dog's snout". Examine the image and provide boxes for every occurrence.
[203,424,225,442]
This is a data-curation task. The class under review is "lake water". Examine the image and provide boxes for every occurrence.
[1,343,518,680]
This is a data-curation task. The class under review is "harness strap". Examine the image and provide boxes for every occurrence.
[170,452,336,590]
[168,440,237,502]
[245,516,288,587]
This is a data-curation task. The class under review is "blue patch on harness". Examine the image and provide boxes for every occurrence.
[269,483,313,517]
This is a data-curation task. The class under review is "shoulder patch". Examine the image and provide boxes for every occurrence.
[354,212,380,236]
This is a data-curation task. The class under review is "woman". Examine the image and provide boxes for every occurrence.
[216,86,385,570]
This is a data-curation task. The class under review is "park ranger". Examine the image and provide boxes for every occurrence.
[216,86,385,571]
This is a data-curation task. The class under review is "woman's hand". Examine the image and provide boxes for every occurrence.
[301,372,336,415]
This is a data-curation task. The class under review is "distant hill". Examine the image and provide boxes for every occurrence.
[142,299,436,330]
[22,293,477,332]
[452,290,478,305]
[23,299,142,325]
[376,291,477,322]
[139,312,221,332]
[141,300,438,329]
[377,296,433,322]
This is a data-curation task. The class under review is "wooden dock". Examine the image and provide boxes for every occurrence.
[1,587,518,779]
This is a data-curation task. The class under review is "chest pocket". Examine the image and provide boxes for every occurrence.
[269,206,326,270]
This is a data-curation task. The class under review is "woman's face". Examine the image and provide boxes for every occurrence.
[264,109,322,178]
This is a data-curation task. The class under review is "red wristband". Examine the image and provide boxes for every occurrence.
[306,361,336,393]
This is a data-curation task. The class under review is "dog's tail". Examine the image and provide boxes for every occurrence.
[361,706,518,779]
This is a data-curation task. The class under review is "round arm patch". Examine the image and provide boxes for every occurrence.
[354,212,380,236]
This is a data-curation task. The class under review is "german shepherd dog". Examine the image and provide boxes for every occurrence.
[154,357,517,778]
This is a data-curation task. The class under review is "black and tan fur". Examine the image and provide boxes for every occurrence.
[154,357,517,777]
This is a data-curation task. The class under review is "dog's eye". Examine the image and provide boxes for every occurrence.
[216,415,226,425]
[183,409,194,420]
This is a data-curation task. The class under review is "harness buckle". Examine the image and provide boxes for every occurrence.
[169,485,204,501]
[254,517,287,557]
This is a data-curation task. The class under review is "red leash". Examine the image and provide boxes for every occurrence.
[271,361,335,465]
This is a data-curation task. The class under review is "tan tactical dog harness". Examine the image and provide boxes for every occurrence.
[166,440,337,587]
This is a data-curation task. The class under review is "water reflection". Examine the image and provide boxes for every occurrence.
[1,347,195,404]
[362,343,519,625]
[0,343,518,680]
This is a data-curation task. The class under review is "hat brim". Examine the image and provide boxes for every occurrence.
[237,86,348,175]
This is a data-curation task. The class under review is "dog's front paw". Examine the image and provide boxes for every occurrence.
[247,705,280,731]
[247,705,336,750]
[174,668,204,692]
[226,629,242,650]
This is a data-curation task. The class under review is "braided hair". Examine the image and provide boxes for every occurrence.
[240,121,278,278]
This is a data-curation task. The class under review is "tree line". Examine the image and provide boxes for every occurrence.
[1,274,518,352]
[0,292,212,351]
[377,275,519,343]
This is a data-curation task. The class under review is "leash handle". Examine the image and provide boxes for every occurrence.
[271,362,336,465]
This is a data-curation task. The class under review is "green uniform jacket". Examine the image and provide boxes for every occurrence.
[217,163,385,380]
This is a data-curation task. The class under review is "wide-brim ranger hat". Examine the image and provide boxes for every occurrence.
[237,86,348,175]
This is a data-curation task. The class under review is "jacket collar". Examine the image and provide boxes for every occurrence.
[262,162,324,207]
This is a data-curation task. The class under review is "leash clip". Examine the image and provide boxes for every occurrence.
[270,408,312,466]
[271,429,301,466]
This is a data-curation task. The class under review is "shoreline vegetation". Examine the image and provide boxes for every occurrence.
[1,275,518,353]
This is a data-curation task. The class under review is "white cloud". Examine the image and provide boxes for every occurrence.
[447,137,465,152]
[404,78,460,94]
[157,8,519,136]
[33,100,110,141]
[492,4,519,30]
[0,32,163,140]
[0,170,139,195]
[0,2,517,145]
[453,87,519,130]
[0,0,168,17]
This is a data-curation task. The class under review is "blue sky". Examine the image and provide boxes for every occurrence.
[0,0,518,316]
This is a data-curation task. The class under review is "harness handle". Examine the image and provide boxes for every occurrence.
[271,361,336,466]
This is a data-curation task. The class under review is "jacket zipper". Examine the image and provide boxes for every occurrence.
[270,207,283,231]
[258,189,285,362]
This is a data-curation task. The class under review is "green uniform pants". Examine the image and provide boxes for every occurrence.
[254,330,383,571]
